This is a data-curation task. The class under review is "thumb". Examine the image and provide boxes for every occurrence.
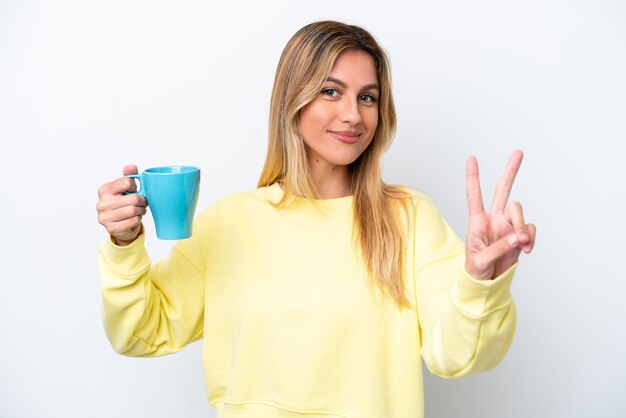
[478,233,520,267]
[122,164,139,176]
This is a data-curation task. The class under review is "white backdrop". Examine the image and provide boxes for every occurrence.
[1,1,625,417]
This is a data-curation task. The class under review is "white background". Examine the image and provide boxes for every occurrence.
[1,0,625,417]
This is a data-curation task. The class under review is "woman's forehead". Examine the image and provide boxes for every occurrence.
[328,49,378,86]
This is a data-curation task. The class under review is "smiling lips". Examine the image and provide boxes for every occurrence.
[328,130,361,144]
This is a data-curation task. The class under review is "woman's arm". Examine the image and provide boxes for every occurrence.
[413,151,535,378]
[411,196,517,378]
[96,166,212,357]
[98,223,208,357]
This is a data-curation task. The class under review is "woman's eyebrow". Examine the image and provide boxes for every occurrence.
[326,76,380,91]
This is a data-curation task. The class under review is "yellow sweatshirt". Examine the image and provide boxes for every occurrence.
[98,183,516,418]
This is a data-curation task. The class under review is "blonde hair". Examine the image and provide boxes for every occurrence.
[258,21,412,307]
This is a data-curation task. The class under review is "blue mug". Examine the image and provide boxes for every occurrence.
[126,166,200,240]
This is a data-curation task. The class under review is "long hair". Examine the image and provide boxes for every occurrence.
[258,21,412,307]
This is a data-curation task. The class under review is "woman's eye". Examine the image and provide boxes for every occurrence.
[322,88,339,97]
[360,94,377,103]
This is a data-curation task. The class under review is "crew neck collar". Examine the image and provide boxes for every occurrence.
[264,182,353,209]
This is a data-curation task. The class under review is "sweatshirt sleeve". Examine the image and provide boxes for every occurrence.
[412,196,517,378]
[97,208,213,357]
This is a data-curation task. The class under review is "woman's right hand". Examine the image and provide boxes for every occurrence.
[97,165,148,246]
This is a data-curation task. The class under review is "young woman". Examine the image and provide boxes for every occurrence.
[96,20,535,418]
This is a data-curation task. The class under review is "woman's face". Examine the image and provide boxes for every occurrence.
[299,49,379,169]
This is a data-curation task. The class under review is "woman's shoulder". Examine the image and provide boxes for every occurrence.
[216,184,276,206]
[387,184,448,223]
[389,184,434,205]
[195,184,279,218]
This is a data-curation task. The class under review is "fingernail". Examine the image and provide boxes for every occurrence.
[507,235,518,247]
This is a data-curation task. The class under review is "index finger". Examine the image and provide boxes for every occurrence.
[492,150,523,213]
[466,156,485,216]
[98,176,137,198]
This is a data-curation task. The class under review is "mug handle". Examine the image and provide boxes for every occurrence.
[124,174,145,196]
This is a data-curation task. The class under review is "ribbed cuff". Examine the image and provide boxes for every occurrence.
[451,263,517,318]
[99,230,150,278]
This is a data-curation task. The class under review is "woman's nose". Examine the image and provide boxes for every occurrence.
[339,97,362,125]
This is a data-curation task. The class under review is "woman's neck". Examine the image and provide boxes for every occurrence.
[307,157,352,199]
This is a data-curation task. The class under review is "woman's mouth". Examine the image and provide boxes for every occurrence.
[328,130,360,144]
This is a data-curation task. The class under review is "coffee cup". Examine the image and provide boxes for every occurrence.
[126,166,200,240]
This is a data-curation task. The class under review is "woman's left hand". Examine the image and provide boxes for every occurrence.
[464,150,536,281]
